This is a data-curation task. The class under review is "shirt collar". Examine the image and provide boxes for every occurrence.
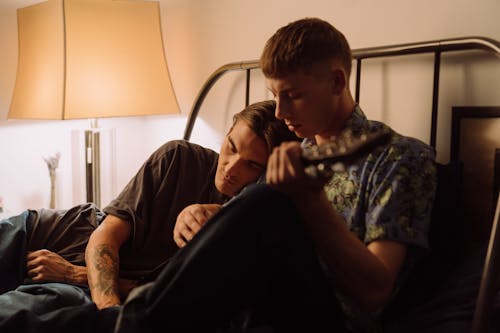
[302,104,368,147]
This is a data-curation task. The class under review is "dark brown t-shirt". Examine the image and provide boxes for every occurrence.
[103,140,228,280]
[26,140,226,280]
[27,203,104,266]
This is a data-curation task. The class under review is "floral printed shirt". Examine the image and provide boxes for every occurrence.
[303,105,437,332]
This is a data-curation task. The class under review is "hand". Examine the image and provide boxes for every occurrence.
[26,249,87,285]
[173,203,222,247]
[266,141,324,198]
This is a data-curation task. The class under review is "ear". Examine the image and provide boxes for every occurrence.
[330,68,346,95]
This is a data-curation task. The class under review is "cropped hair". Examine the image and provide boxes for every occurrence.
[260,17,352,79]
[230,100,300,153]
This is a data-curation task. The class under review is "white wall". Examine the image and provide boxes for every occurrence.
[1,0,499,215]
[183,0,500,153]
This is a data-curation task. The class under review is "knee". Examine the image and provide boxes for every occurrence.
[222,183,299,227]
[236,183,290,208]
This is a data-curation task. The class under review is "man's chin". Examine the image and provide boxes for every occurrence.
[216,181,237,197]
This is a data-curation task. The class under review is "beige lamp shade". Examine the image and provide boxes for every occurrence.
[9,0,180,119]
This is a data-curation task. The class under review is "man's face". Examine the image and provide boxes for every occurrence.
[215,120,268,197]
[266,65,339,141]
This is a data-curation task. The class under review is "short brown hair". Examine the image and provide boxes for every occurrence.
[230,100,300,152]
[260,17,352,78]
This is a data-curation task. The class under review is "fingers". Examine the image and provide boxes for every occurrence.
[26,266,44,281]
[26,249,50,261]
[25,249,49,270]
[174,208,201,247]
[266,146,279,184]
[266,142,303,185]
[200,204,222,220]
[173,204,223,248]
[26,254,45,281]
[173,233,187,248]
[25,249,68,282]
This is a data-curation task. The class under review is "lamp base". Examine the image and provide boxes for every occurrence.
[71,127,116,208]
[85,128,101,206]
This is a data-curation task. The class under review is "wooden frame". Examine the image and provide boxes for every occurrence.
[450,106,500,243]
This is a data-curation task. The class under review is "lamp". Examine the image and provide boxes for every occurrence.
[9,0,180,207]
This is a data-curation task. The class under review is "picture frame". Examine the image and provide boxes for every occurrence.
[450,106,500,243]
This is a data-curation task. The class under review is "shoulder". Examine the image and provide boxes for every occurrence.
[147,140,219,164]
[362,122,437,187]
[389,132,436,172]
[365,119,436,163]
[390,133,435,161]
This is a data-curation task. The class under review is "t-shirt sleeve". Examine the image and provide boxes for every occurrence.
[102,141,182,242]
[102,140,220,259]
[364,137,437,250]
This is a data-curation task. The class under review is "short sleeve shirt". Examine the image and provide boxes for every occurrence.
[304,106,437,332]
[103,140,228,280]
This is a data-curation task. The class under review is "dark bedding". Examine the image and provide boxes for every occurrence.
[383,244,500,333]
[381,162,500,332]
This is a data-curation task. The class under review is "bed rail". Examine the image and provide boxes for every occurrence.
[182,36,500,147]
[473,193,500,333]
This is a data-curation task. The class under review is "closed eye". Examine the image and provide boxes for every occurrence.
[247,160,265,171]
[228,136,237,153]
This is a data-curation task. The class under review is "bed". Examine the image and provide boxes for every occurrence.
[182,36,500,333]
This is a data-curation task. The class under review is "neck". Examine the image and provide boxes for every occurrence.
[315,92,356,145]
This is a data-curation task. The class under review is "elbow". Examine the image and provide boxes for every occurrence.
[85,227,103,257]
[358,283,394,313]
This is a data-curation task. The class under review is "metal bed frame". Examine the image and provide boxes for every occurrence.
[182,36,500,333]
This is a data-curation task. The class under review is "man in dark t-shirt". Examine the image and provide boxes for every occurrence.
[0,100,299,323]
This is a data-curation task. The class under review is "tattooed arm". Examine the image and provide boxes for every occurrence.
[85,214,132,309]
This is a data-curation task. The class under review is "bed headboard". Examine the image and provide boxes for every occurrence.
[183,36,500,150]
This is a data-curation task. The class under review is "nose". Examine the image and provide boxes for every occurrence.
[274,96,288,120]
[224,155,243,178]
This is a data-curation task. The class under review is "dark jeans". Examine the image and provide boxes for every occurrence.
[115,183,344,332]
[1,184,344,332]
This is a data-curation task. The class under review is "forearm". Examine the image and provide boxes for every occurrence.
[86,238,122,308]
[26,249,90,285]
[85,214,132,309]
[65,264,88,285]
[297,191,397,311]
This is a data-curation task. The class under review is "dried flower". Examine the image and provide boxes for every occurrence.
[43,152,61,209]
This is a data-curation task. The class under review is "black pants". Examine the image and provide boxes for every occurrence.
[3,184,344,332]
[116,183,344,332]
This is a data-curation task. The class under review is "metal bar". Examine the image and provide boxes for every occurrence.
[183,60,259,140]
[351,36,500,60]
[92,130,101,207]
[84,129,101,207]
[472,191,500,333]
[85,130,94,203]
[430,52,441,148]
[245,69,251,107]
[355,59,362,103]
[183,36,500,141]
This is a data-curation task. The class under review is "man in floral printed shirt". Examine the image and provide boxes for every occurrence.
[311,104,437,332]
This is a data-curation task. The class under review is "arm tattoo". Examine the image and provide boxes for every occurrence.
[89,244,119,296]
[64,265,74,283]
